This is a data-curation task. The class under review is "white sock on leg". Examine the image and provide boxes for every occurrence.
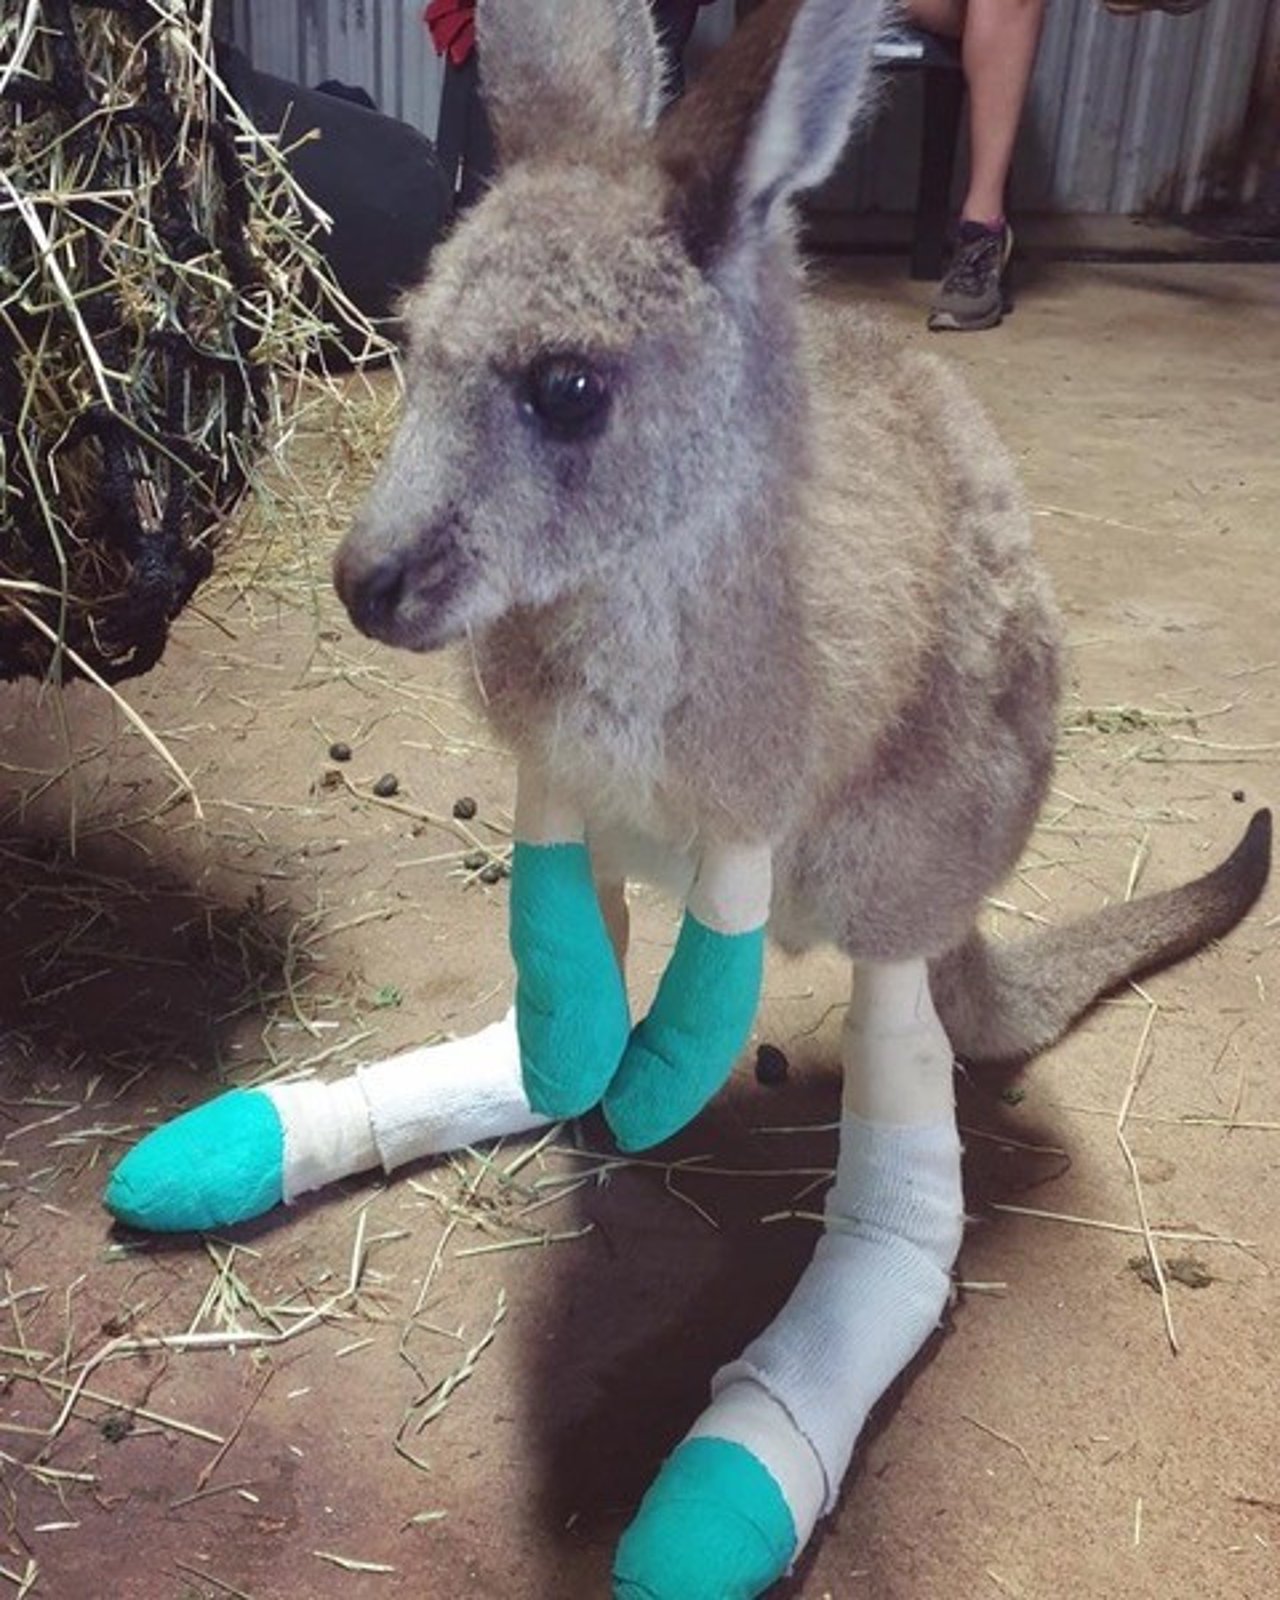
[264,1010,550,1203]
[621,959,963,1584]
[710,1112,962,1544]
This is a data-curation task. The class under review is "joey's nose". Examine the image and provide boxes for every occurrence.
[335,546,406,641]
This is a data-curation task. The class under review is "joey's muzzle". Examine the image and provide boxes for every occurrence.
[333,516,471,651]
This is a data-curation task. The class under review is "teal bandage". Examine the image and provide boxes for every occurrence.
[613,1436,797,1600]
[104,1089,284,1233]
[603,912,764,1151]
[510,840,631,1117]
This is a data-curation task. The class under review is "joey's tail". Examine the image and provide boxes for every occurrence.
[929,809,1271,1064]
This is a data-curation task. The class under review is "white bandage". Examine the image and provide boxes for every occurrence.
[263,1010,548,1202]
[841,958,956,1124]
[686,839,773,936]
[264,1076,378,1203]
[677,960,964,1550]
[359,1009,549,1171]
[714,1113,963,1537]
[686,1377,826,1538]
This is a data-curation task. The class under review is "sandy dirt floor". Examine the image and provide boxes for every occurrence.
[1,259,1277,1600]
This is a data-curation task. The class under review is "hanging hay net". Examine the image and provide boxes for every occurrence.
[0,0,388,685]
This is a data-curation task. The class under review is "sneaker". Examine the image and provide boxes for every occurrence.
[927,220,1013,333]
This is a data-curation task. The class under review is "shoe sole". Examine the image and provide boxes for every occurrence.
[927,301,1007,333]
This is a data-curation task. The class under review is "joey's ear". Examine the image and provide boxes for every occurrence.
[656,0,890,266]
[476,0,666,165]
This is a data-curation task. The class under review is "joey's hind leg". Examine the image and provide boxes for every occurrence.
[105,1012,552,1233]
[613,960,963,1599]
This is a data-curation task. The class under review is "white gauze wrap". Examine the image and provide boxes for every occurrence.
[265,1010,547,1202]
[679,960,964,1552]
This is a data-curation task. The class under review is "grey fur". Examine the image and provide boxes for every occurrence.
[477,0,666,159]
[334,0,1270,1064]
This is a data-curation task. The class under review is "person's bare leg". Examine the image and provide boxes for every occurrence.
[906,0,1042,329]
[905,0,1044,225]
[958,0,1044,223]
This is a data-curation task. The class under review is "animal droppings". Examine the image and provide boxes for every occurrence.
[755,1043,791,1086]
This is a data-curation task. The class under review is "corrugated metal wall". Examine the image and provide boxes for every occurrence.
[219,1,448,132]
[1019,0,1271,213]
[220,0,1277,216]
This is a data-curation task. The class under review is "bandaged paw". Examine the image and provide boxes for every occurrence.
[613,1435,797,1600]
[719,1117,963,1511]
[603,914,764,1151]
[105,1012,545,1234]
[510,840,631,1117]
[105,1088,286,1232]
[614,1113,963,1596]
[105,1079,377,1234]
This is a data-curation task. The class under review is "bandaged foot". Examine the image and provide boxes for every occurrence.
[613,961,964,1598]
[603,914,764,1151]
[603,841,770,1151]
[511,840,631,1117]
[105,1011,547,1232]
[509,764,631,1118]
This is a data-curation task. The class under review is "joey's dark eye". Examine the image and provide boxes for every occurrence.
[521,354,610,440]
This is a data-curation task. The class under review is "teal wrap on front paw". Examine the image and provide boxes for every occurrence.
[613,1436,797,1600]
[510,840,630,1118]
[104,1089,285,1233]
[603,913,764,1152]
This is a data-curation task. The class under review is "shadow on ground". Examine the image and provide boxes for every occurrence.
[512,1038,1073,1588]
[0,825,305,1092]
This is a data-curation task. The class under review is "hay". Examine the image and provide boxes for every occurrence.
[0,0,387,685]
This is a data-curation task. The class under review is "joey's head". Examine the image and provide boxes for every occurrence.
[334,0,889,652]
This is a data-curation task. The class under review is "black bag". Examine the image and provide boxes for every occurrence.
[217,44,451,342]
